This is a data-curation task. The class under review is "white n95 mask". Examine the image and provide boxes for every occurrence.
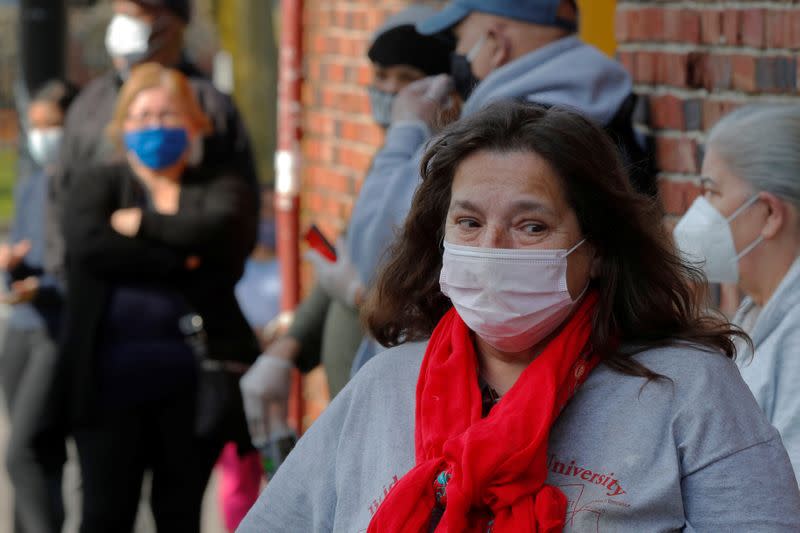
[28,127,63,168]
[673,195,762,283]
[439,240,587,353]
[105,14,152,66]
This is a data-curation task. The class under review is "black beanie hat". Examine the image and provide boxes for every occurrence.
[134,0,191,23]
[367,6,454,76]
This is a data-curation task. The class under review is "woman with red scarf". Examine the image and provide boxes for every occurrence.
[239,102,800,532]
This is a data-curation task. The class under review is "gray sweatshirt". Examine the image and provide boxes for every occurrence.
[239,342,800,532]
[734,255,800,478]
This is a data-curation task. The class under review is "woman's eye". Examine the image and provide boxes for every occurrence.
[521,223,545,234]
[456,218,480,229]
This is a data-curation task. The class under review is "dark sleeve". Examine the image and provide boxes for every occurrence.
[137,175,257,263]
[287,284,331,373]
[191,81,260,214]
[63,166,187,281]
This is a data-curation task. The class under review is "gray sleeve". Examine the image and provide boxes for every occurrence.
[344,123,429,286]
[681,435,800,531]
[238,380,354,532]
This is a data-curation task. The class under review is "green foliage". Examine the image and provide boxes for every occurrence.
[0,147,16,225]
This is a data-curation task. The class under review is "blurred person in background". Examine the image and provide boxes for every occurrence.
[673,104,800,478]
[56,63,259,532]
[341,0,655,375]
[240,101,800,532]
[239,5,453,438]
[0,79,76,533]
[46,0,259,287]
[214,190,282,533]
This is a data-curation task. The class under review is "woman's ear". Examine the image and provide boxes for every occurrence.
[589,252,602,279]
[760,192,786,240]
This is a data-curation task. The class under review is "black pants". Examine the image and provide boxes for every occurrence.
[0,326,65,533]
[73,382,225,533]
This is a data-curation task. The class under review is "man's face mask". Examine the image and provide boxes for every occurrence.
[450,34,486,101]
[105,13,152,68]
[367,86,396,129]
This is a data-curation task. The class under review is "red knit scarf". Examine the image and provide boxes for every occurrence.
[368,292,600,533]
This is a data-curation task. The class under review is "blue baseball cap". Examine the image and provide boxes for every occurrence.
[416,0,576,35]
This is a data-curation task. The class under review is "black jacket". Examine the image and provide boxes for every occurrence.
[58,163,259,426]
[46,61,259,277]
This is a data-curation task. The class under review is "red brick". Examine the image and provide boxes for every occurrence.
[664,9,701,44]
[648,94,685,130]
[700,9,724,45]
[655,136,698,174]
[658,179,702,216]
[732,54,758,92]
[740,9,766,48]
[722,10,741,46]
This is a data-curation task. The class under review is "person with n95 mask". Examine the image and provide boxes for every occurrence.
[673,104,800,478]
[0,79,77,533]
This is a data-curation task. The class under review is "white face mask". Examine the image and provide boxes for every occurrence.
[105,13,152,67]
[28,127,63,168]
[673,195,762,283]
[439,240,587,353]
[367,86,396,129]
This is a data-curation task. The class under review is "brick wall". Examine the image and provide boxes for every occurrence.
[616,1,800,220]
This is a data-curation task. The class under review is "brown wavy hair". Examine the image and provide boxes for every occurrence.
[364,101,746,378]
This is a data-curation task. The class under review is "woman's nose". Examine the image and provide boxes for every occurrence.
[479,226,511,249]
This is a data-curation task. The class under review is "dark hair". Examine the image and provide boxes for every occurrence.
[31,79,79,114]
[364,100,746,379]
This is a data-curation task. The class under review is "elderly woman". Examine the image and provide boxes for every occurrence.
[58,62,259,532]
[240,101,800,531]
[674,104,800,479]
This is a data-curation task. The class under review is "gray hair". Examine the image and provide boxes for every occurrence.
[707,104,800,212]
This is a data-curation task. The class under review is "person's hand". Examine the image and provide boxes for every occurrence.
[0,240,31,272]
[305,239,364,308]
[110,208,143,237]
[391,74,455,128]
[239,338,299,445]
[3,276,39,305]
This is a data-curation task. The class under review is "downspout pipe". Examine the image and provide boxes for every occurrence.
[275,0,304,432]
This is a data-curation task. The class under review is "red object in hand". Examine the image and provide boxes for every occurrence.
[304,224,337,262]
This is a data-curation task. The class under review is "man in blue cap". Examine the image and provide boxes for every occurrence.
[345,0,653,373]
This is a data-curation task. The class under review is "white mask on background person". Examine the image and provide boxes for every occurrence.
[28,127,64,168]
[439,239,588,353]
[367,86,396,128]
[672,195,763,283]
[105,13,152,66]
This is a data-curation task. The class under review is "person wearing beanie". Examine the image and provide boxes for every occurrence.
[239,6,453,453]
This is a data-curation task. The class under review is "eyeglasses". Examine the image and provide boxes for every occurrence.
[125,110,183,127]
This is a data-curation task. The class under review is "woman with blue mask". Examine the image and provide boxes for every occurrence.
[240,102,800,532]
[55,62,259,532]
[673,104,800,479]
[0,79,76,533]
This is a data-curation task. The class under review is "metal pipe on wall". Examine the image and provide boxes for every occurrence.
[276,0,304,432]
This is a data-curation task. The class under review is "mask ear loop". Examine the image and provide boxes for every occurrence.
[564,238,587,257]
[725,193,761,222]
[726,193,764,261]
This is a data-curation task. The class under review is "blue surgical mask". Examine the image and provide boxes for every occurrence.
[368,86,396,129]
[124,127,189,170]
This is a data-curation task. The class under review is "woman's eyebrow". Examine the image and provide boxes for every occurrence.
[451,199,555,215]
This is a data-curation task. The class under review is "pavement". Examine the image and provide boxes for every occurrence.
[0,303,229,533]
